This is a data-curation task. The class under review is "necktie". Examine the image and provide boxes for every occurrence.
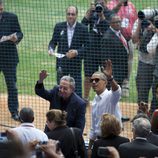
[118,32,129,53]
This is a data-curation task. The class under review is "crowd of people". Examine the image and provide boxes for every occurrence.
[1,0,158,157]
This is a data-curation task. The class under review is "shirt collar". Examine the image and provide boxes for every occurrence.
[110,26,121,36]
[67,21,77,30]
[20,123,35,128]
[97,88,108,99]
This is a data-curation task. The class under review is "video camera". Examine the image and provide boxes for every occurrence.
[138,9,158,28]
[0,132,7,143]
[95,3,104,13]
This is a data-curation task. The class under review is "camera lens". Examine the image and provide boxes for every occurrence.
[95,4,103,13]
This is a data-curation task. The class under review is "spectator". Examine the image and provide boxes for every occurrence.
[132,17,156,108]
[11,107,48,157]
[132,113,158,146]
[45,109,87,158]
[147,16,158,113]
[48,5,89,97]
[88,60,122,157]
[82,0,126,102]
[119,117,158,158]
[0,0,23,121]
[91,113,129,158]
[101,14,129,88]
[107,0,137,97]
[35,71,86,133]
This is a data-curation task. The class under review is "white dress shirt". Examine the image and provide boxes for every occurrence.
[89,86,122,140]
[12,123,48,144]
[67,22,76,47]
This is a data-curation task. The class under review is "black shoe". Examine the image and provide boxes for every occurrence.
[121,116,130,122]
[11,113,20,121]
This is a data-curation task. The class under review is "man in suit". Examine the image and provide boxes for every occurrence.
[48,6,89,97]
[119,117,158,158]
[101,14,128,87]
[0,0,23,121]
[35,70,86,133]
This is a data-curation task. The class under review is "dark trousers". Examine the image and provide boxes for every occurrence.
[0,63,19,114]
[151,76,158,113]
[136,61,155,104]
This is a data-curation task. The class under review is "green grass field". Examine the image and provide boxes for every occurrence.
[0,0,158,103]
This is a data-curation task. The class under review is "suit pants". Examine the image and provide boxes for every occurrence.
[151,76,158,113]
[136,61,155,104]
[0,63,19,114]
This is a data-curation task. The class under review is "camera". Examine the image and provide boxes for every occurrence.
[124,0,128,6]
[97,147,110,158]
[35,141,47,158]
[138,9,158,20]
[0,132,8,143]
[95,3,104,13]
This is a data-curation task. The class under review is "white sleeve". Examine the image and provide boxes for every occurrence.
[147,33,158,55]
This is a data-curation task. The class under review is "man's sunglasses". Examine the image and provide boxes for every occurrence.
[90,78,101,83]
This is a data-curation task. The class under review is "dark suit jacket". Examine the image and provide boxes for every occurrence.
[48,21,89,72]
[35,82,86,132]
[46,126,87,158]
[101,28,128,85]
[147,132,158,146]
[119,138,158,158]
[92,135,129,158]
[0,11,23,65]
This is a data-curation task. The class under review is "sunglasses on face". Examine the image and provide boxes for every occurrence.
[90,78,101,83]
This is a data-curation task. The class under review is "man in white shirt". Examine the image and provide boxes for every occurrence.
[12,107,48,145]
[88,60,122,156]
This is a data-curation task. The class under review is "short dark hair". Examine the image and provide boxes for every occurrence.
[19,107,34,123]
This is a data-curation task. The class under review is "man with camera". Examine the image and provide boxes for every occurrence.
[147,15,158,114]
[82,0,127,102]
[132,10,158,110]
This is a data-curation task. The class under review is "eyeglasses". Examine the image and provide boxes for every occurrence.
[67,13,76,16]
[90,78,101,83]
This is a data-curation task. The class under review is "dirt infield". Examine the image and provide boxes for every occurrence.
[0,94,138,140]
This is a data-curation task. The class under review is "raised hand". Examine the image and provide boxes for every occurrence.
[38,70,49,83]
[102,59,113,79]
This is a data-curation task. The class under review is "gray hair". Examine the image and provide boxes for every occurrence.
[19,107,34,123]
[60,75,75,89]
[92,71,107,81]
[132,117,151,138]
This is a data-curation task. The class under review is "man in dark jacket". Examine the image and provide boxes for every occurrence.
[0,0,23,121]
[35,70,86,133]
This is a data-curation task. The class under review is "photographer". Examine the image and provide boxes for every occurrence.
[147,15,158,114]
[82,0,127,102]
[132,12,156,108]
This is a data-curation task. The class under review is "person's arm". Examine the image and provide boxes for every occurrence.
[48,23,60,55]
[11,13,23,44]
[112,0,127,13]
[102,59,119,91]
[147,30,158,54]
[132,19,141,44]
[35,70,54,101]
[75,101,86,133]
